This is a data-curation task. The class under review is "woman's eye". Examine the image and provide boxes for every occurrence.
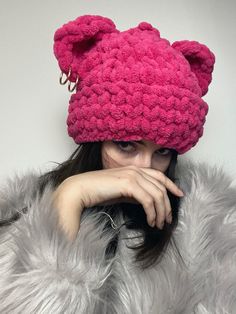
[157,148,171,156]
[113,141,135,153]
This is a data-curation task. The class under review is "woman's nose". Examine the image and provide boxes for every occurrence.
[133,156,152,169]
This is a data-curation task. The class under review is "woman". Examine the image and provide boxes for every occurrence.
[0,14,236,313]
[51,139,183,242]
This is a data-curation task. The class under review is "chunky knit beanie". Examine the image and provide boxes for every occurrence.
[53,14,215,154]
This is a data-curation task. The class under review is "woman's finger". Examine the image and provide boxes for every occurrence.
[124,180,157,227]
[140,167,184,197]
[136,170,172,225]
[123,171,166,229]
[135,175,169,228]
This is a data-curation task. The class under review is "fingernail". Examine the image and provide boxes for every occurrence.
[159,222,164,229]
[178,190,184,197]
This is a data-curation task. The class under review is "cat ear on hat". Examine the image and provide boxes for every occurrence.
[53,15,117,82]
[172,40,216,96]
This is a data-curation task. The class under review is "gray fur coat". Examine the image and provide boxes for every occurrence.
[0,158,236,313]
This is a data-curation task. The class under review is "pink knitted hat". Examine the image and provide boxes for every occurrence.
[53,14,215,154]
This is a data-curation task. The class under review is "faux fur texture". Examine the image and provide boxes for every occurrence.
[0,158,236,313]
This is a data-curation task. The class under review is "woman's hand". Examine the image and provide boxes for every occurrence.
[52,165,184,241]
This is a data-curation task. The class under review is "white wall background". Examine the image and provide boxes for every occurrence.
[0,0,236,184]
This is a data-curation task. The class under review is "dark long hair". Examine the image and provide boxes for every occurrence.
[36,141,181,270]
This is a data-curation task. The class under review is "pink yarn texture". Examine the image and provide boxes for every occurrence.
[53,14,215,154]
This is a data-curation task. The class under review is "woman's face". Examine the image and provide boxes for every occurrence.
[101,139,173,172]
